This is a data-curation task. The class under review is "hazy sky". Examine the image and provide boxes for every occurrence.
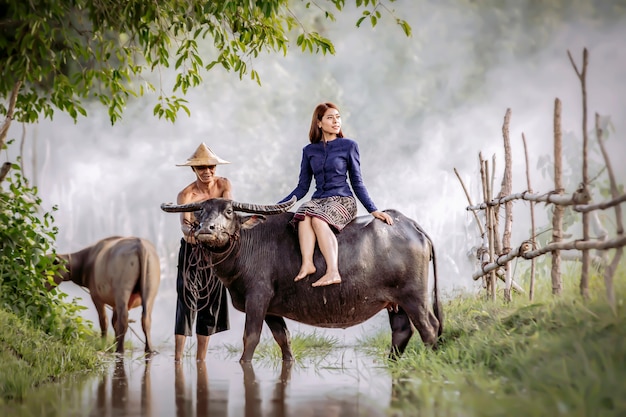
[4,1,626,346]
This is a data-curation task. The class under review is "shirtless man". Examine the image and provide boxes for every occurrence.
[174,143,232,361]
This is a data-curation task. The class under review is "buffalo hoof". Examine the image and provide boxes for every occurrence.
[144,350,159,359]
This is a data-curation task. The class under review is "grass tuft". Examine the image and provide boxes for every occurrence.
[0,309,104,403]
[222,329,341,366]
[362,269,626,417]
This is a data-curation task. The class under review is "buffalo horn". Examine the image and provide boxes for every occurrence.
[160,201,205,213]
[232,196,296,214]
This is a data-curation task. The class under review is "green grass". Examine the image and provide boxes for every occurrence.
[0,309,105,404]
[2,264,625,417]
[223,329,342,366]
[356,270,626,417]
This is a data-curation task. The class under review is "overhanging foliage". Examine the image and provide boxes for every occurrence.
[0,0,409,125]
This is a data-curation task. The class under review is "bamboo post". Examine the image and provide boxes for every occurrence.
[484,160,497,301]
[568,48,591,300]
[477,156,490,290]
[491,154,502,257]
[479,154,488,292]
[458,164,527,294]
[480,153,494,298]
[499,109,514,302]
[595,112,623,310]
[454,167,486,237]
[551,98,564,295]
[522,133,537,301]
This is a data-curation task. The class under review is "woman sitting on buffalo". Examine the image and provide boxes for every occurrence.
[278,102,393,287]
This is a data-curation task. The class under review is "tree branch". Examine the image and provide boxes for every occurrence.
[0,162,11,183]
[0,80,22,151]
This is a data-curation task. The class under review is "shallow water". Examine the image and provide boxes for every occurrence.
[7,345,393,417]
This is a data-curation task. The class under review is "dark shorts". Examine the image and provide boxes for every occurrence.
[291,195,357,232]
[174,239,229,337]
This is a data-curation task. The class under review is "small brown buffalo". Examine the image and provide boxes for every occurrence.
[53,236,161,354]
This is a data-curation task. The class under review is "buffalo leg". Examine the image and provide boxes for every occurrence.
[142,294,158,353]
[241,298,271,363]
[388,307,414,360]
[93,299,108,339]
[113,305,129,354]
[241,314,263,363]
[111,310,117,332]
[264,315,294,362]
[141,309,154,353]
[401,301,439,349]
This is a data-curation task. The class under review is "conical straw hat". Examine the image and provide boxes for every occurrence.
[176,143,231,166]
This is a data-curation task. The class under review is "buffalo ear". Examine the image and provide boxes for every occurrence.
[240,214,266,230]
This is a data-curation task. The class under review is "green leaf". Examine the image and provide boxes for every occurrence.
[0,0,411,125]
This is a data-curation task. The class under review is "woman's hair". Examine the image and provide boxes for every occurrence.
[308,102,344,144]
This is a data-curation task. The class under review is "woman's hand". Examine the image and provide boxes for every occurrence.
[372,211,393,225]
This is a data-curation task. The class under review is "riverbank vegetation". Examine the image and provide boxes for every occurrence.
[371,268,625,417]
[1,261,623,417]
[0,309,103,404]
[0,168,105,403]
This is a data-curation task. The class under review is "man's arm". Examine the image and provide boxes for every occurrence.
[177,187,196,236]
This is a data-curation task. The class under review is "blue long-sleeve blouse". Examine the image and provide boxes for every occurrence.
[279,138,378,213]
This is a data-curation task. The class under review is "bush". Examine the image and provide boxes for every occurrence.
[0,162,94,341]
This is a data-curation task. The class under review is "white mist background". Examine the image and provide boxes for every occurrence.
[5,2,626,350]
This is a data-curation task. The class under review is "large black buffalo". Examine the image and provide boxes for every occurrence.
[161,197,442,363]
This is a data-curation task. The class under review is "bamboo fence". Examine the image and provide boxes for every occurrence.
[455,49,625,309]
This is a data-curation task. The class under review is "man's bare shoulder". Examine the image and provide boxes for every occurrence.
[215,176,231,186]
[177,182,202,204]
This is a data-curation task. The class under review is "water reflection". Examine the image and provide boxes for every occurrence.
[241,362,290,417]
[7,347,391,417]
[89,356,153,417]
[175,360,229,416]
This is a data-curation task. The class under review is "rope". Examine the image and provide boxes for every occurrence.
[180,242,221,313]
[179,220,239,314]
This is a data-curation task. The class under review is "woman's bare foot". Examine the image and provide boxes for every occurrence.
[312,271,341,287]
[294,263,316,281]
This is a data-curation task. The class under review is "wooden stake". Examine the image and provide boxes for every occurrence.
[522,133,537,301]
[552,98,564,295]
[454,167,485,237]
[484,158,497,301]
[568,48,591,300]
[499,109,514,302]
[594,112,623,310]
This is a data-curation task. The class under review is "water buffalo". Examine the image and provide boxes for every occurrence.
[53,236,161,354]
[161,197,442,363]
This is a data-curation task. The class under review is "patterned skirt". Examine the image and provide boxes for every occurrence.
[292,195,357,232]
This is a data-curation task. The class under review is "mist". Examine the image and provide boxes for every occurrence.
[5,1,626,347]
